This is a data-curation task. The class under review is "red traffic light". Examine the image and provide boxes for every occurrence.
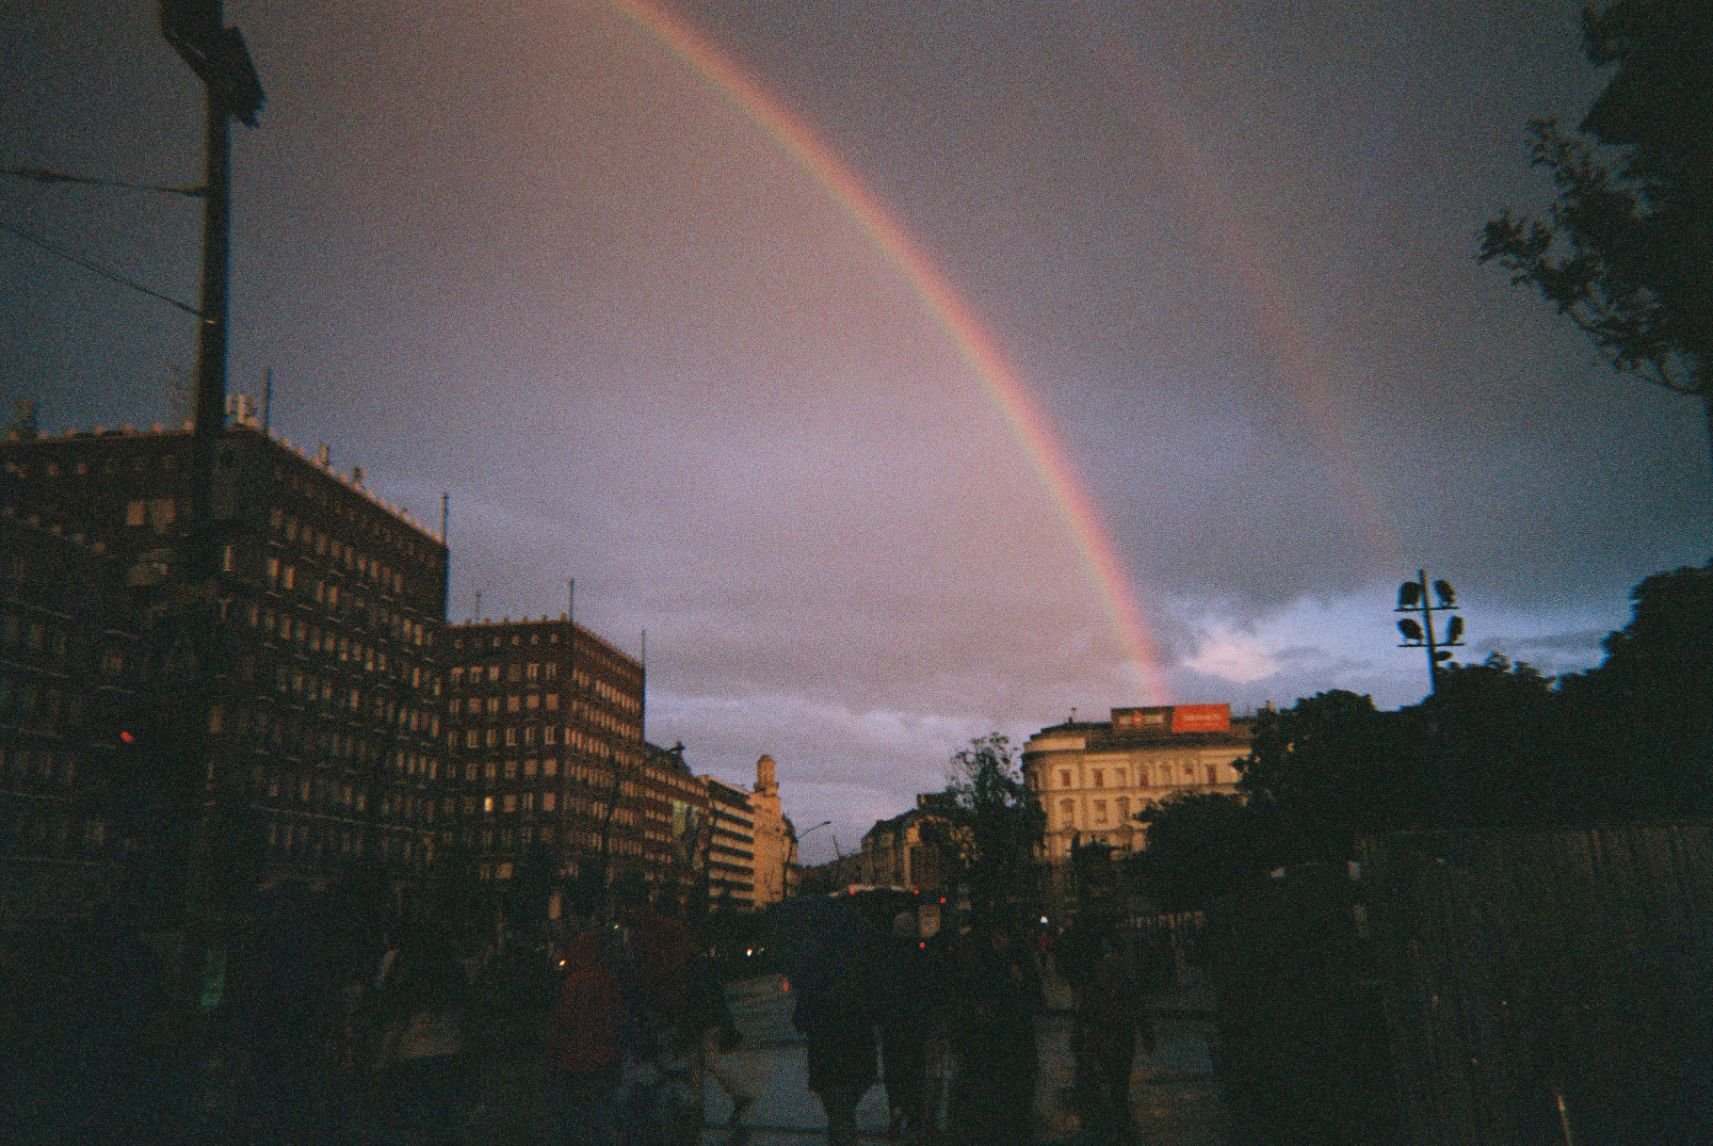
[120,729,137,745]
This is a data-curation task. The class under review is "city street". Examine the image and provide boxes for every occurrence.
[457,971,1231,1145]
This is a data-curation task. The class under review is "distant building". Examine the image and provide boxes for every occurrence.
[701,774,756,911]
[860,794,955,892]
[748,755,789,907]
[442,616,706,902]
[1022,704,1255,860]
[1,420,450,908]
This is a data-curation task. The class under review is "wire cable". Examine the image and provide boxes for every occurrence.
[0,218,201,317]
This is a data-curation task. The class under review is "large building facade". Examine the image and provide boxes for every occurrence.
[0,513,140,924]
[1,420,450,910]
[441,616,707,900]
[1022,704,1255,860]
[2,411,797,928]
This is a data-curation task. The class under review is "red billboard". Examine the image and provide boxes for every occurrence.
[1170,703,1231,733]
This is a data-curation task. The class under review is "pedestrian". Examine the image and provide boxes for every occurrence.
[545,929,625,1145]
[786,900,882,1146]
[879,910,946,1141]
[949,919,1043,1146]
[373,941,472,1145]
[688,949,757,1134]
[1076,925,1156,1137]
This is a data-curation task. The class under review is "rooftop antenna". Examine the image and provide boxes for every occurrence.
[640,628,647,741]
[440,491,449,544]
[1069,706,1078,724]
[261,367,272,434]
[473,590,481,622]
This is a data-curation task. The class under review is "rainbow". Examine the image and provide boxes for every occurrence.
[610,0,1171,702]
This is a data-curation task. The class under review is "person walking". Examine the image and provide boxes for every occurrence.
[949,919,1044,1146]
[545,930,625,1145]
[372,942,472,1146]
[1077,925,1156,1138]
[688,949,757,1135]
[783,898,882,1146]
[879,911,946,1141]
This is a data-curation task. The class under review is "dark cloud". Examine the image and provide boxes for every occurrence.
[4,2,1707,852]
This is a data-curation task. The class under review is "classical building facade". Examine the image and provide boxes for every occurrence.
[1022,704,1255,860]
[859,794,954,891]
[1,420,450,907]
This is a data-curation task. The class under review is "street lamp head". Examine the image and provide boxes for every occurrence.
[1398,581,1422,609]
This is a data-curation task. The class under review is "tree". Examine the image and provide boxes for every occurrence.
[1238,691,1428,861]
[1480,1,1713,475]
[1557,560,1713,818]
[930,733,1046,923]
[1131,792,1282,913]
[1416,654,1575,828]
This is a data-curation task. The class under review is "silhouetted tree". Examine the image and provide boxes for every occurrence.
[1417,654,1565,828]
[932,733,1045,923]
[1480,1,1713,477]
[1237,691,1428,861]
[1131,792,1284,913]
[1558,560,1713,818]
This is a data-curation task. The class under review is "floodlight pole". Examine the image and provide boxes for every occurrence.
[1395,569,1464,696]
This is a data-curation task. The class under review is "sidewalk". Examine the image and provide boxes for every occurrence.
[1034,973,1231,1146]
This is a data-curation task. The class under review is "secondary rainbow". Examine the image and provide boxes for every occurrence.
[611,0,1170,702]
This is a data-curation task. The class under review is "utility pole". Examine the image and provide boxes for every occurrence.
[1395,570,1466,695]
[158,0,263,1014]
[160,0,263,584]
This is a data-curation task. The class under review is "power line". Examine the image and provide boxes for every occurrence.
[0,218,201,317]
[0,164,205,198]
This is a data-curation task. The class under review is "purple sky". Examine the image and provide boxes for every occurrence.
[5,2,1708,863]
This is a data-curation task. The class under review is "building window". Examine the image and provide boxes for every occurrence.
[126,499,146,526]
[1093,800,1107,824]
[1059,770,1071,789]
[1206,764,1218,785]
[1092,770,1103,788]
[1059,798,1075,827]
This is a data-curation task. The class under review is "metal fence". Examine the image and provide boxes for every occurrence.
[1202,823,1713,1145]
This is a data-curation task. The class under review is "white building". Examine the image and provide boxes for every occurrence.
[1022,704,1255,860]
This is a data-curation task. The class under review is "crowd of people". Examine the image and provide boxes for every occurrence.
[779,895,1158,1146]
[2,882,1163,1145]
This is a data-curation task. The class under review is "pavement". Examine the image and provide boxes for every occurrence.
[686,972,1231,1145]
